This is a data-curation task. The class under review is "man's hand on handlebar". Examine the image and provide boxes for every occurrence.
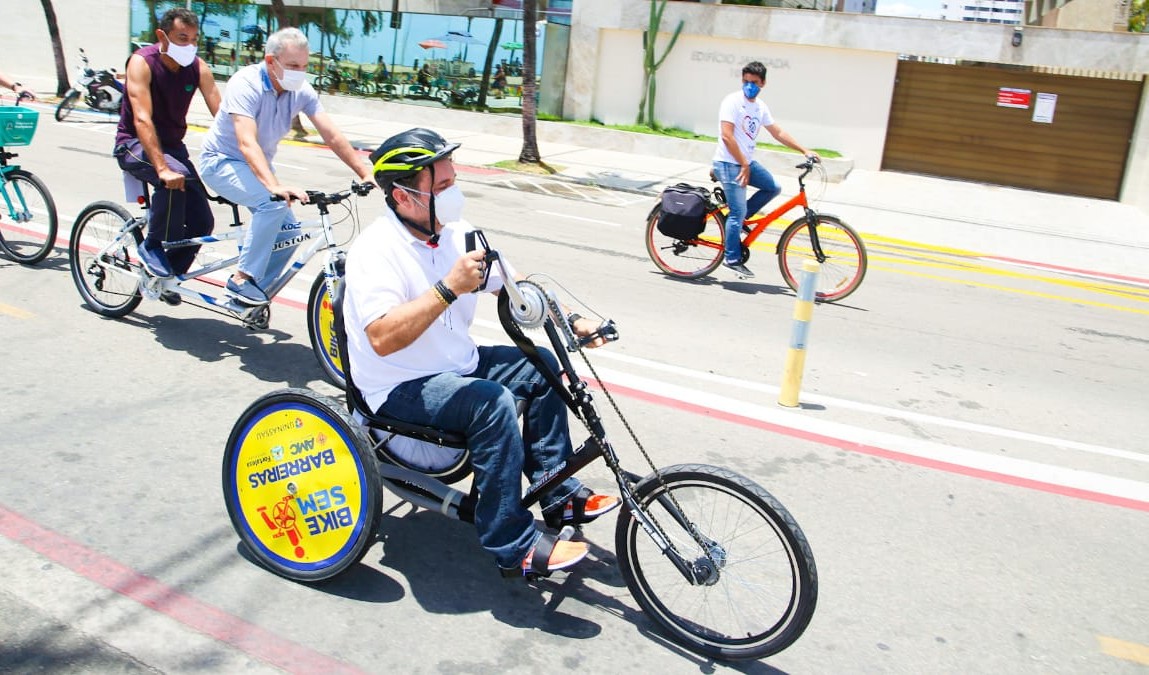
[444,250,487,295]
[271,185,309,204]
[158,167,186,191]
[571,316,610,349]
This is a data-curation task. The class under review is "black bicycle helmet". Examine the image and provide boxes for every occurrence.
[370,127,461,192]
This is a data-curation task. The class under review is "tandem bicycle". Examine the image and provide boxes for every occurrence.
[67,178,374,371]
[0,94,59,265]
[222,230,819,662]
[645,157,868,303]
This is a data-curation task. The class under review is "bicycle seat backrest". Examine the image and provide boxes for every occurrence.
[122,171,242,226]
[331,279,467,449]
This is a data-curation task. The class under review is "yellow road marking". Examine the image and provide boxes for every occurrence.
[1098,635,1149,665]
[0,302,33,319]
[871,265,1149,316]
[872,254,1149,303]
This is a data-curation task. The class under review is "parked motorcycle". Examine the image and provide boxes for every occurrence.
[55,48,124,121]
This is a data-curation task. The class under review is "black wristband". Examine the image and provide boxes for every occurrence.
[567,313,583,326]
[434,280,457,305]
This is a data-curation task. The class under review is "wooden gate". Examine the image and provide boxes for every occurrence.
[882,60,1144,199]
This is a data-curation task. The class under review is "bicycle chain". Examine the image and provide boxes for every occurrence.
[538,288,717,569]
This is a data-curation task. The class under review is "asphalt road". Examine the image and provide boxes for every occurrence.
[1,105,1147,674]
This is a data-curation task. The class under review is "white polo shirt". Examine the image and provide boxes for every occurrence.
[343,208,507,412]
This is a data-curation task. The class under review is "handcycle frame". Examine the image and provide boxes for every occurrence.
[222,231,818,661]
[645,158,868,302]
[68,179,372,330]
[0,93,59,266]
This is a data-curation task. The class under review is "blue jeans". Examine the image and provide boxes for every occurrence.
[377,345,583,569]
[114,139,214,275]
[198,152,299,288]
[713,160,781,263]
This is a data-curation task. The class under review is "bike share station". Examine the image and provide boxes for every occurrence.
[222,231,819,662]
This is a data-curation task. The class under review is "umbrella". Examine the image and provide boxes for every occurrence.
[202,18,222,28]
[499,41,523,51]
[418,39,447,50]
[241,24,265,35]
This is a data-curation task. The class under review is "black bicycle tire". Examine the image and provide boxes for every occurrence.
[68,201,143,317]
[615,463,818,661]
[222,387,383,582]
[307,273,347,388]
[55,91,80,122]
[0,169,59,265]
[776,214,868,303]
[644,204,724,280]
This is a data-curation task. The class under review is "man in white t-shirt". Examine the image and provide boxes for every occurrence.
[713,61,817,278]
[343,128,619,579]
[199,27,371,305]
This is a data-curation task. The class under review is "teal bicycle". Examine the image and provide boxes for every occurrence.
[0,95,58,265]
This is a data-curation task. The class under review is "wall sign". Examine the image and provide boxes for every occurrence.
[1032,92,1057,123]
[997,87,1032,108]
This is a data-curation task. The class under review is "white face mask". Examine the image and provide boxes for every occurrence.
[431,185,465,223]
[274,59,308,92]
[400,184,465,224]
[162,36,197,67]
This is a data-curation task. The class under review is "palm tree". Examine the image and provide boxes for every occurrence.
[517,0,540,164]
[39,0,69,96]
[477,18,504,108]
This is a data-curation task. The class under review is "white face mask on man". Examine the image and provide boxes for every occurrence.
[401,184,466,224]
[274,58,308,92]
[161,33,198,67]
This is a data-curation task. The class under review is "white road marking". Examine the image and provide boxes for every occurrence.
[535,210,622,227]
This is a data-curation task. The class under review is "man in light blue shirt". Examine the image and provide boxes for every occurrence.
[200,27,371,305]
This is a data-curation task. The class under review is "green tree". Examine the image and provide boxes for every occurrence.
[518,0,541,164]
[1130,0,1148,32]
[637,0,684,129]
[40,0,69,96]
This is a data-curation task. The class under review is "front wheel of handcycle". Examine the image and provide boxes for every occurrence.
[307,273,345,388]
[68,201,143,317]
[644,204,725,280]
[223,388,382,582]
[615,463,818,661]
[0,169,59,265]
[776,215,867,303]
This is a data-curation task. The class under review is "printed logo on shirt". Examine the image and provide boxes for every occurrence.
[742,114,760,140]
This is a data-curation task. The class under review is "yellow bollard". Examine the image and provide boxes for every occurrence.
[778,260,820,407]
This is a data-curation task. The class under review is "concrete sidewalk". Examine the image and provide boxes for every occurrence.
[183,95,1149,281]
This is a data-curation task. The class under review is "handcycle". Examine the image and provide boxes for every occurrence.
[0,94,59,266]
[645,157,868,303]
[222,230,819,661]
[67,177,374,335]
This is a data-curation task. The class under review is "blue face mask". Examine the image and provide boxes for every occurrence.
[742,81,761,99]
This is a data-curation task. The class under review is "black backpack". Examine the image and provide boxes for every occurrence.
[656,183,711,239]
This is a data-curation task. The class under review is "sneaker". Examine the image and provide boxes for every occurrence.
[136,242,173,278]
[723,260,755,278]
[226,277,269,305]
[159,290,182,306]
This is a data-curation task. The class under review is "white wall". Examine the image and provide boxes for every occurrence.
[592,31,896,168]
[6,0,131,94]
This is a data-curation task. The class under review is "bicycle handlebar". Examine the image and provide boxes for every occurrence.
[269,180,375,206]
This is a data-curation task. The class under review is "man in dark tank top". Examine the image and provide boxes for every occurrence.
[114,7,220,290]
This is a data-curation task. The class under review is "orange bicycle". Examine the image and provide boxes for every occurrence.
[645,158,867,303]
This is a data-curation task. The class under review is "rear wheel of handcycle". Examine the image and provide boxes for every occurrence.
[307,273,345,387]
[0,169,59,265]
[776,215,867,303]
[68,201,143,317]
[222,388,382,582]
[644,204,724,280]
[615,463,818,661]
[54,91,80,122]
